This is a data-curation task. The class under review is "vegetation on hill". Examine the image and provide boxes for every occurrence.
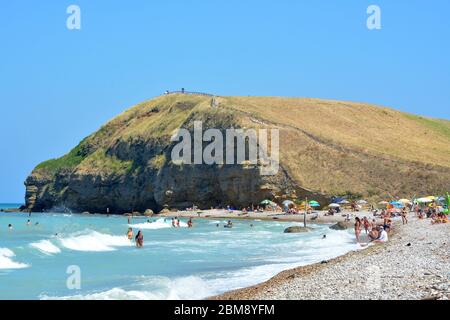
[26,94,450,212]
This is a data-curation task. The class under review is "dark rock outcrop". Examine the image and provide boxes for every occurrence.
[329,221,352,230]
[284,226,312,233]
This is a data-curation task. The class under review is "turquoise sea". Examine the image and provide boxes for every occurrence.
[0,205,360,300]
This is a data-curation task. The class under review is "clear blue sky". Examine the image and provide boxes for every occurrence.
[1,0,449,202]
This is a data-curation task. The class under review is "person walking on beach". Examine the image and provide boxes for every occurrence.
[135,230,144,248]
[363,217,370,234]
[401,208,408,225]
[127,227,133,240]
[354,217,362,243]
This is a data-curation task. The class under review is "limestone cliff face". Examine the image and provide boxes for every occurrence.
[24,94,450,213]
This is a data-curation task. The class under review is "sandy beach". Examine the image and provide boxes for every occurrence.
[192,212,450,301]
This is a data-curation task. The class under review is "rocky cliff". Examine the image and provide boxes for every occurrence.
[24,94,450,213]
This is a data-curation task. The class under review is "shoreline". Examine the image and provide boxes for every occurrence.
[211,216,449,300]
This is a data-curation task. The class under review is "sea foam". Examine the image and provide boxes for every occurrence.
[30,240,61,255]
[40,276,211,300]
[0,248,29,270]
[59,231,132,252]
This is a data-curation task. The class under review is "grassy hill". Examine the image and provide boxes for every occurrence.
[26,94,450,212]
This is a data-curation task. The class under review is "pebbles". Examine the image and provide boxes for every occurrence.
[215,216,450,300]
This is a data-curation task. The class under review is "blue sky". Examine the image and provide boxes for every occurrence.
[1,0,449,202]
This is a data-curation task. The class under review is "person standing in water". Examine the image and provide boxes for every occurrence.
[135,230,144,248]
[176,218,180,228]
[187,218,193,228]
[127,227,133,240]
[354,217,362,243]
[362,217,370,234]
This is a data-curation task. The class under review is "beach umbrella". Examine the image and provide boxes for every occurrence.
[378,201,389,205]
[357,200,368,205]
[416,197,433,204]
[425,196,436,200]
[282,200,294,206]
[309,200,320,207]
[398,199,412,204]
[260,199,272,205]
[328,203,340,208]
[390,201,405,208]
[338,200,350,204]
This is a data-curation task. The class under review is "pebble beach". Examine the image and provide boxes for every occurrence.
[208,214,449,300]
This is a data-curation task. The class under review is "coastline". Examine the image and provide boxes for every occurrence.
[211,216,449,300]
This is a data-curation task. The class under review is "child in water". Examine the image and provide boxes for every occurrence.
[127,227,133,240]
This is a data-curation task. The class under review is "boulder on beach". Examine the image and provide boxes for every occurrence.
[329,221,352,230]
[284,226,312,233]
[144,209,154,216]
[159,208,170,214]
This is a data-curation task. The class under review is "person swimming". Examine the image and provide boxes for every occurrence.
[127,227,133,240]
[135,230,144,248]
[26,220,31,226]
[224,220,233,228]
[8,224,13,230]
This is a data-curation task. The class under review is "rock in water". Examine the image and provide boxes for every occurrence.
[284,226,312,233]
[329,221,352,230]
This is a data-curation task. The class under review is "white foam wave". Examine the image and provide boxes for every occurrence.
[130,218,188,230]
[30,240,61,255]
[59,231,132,252]
[41,276,211,300]
[0,248,29,269]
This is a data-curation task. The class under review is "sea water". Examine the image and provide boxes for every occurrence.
[0,208,361,300]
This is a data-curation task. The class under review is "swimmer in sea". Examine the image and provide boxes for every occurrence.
[26,220,31,226]
[135,230,144,248]
[127,227,133,240]
[187,218,193,228]
[8,224,13,230]
[322,235,327,239]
